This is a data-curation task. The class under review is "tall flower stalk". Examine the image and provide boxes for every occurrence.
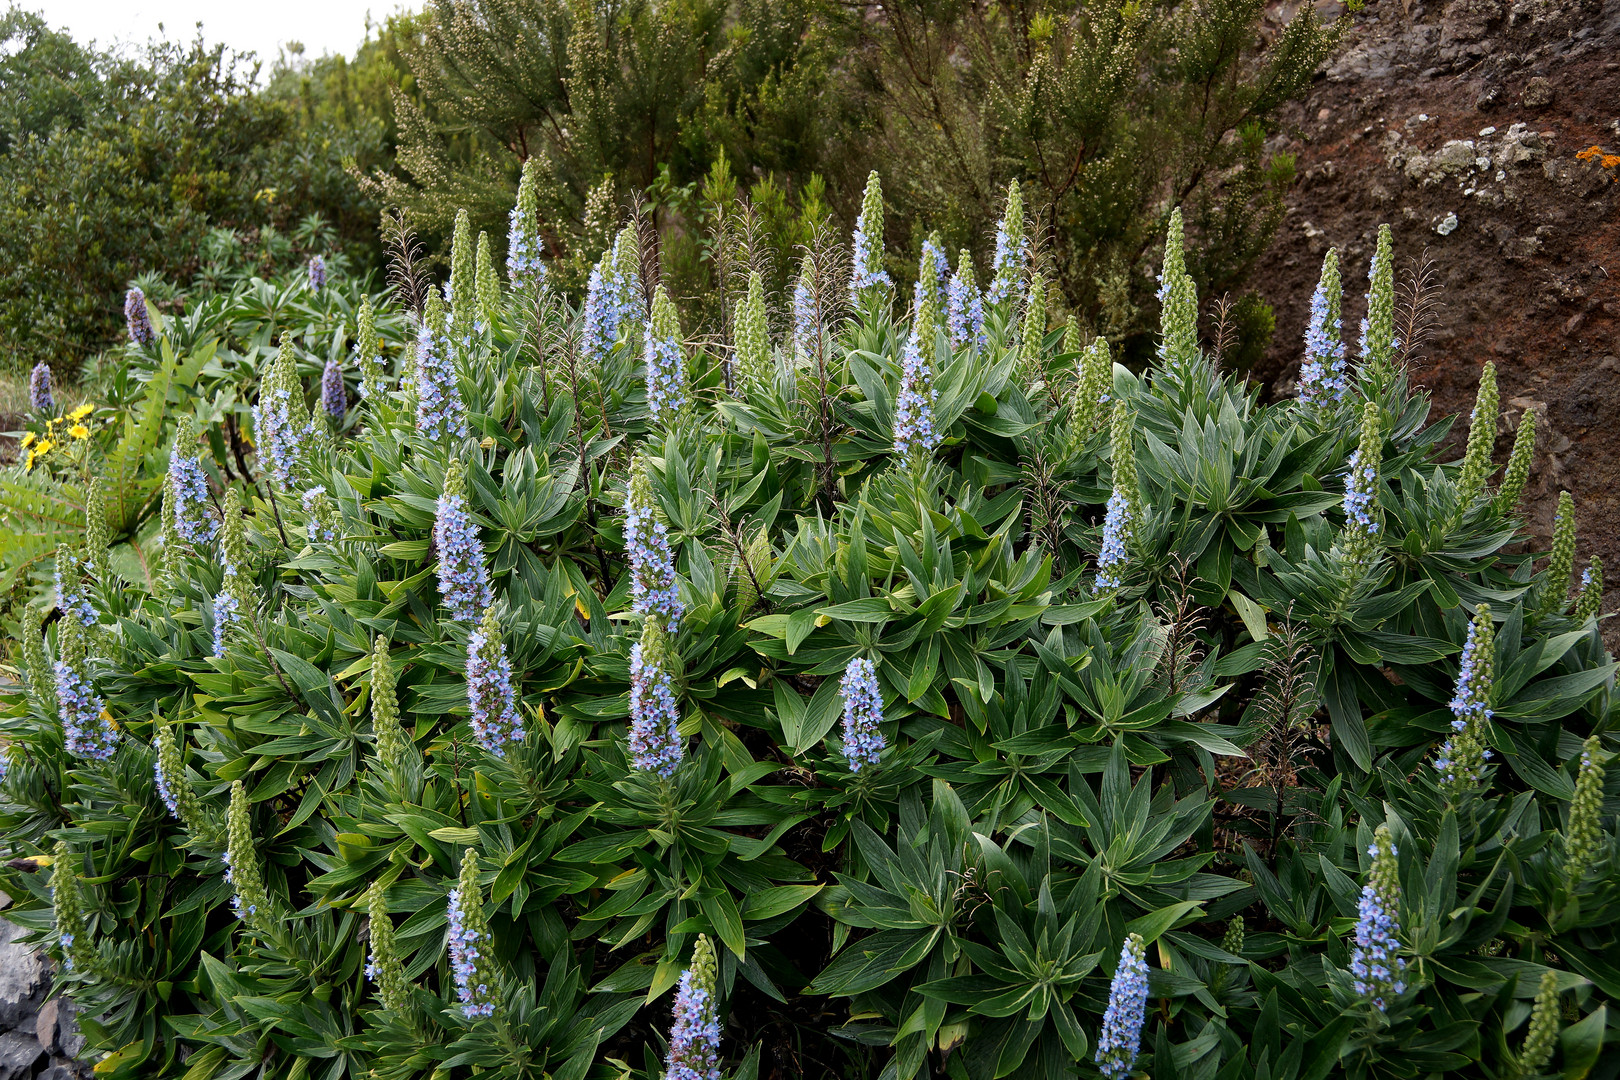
[169,415,217,545]
[416,289,468,442]
[125,286,155,346]
[626,460,683,628]
[1335,402,1383,571]
[154,723,206,834]
[55,614,114,761]
[732,271,772,395]
[307,255,327,292]
[945,250,983,352]
[507,158,548,291]
[1358,224,1397,394]
[467,608,525,756]
[849,171,891,294]
[986,181,1026,308]
[1350,825,1406,1013]
[1454,363,1499,512]
[1298,248,1346,407]
[225,780,272,927]
[52,841,90,974]
[253,336,314,488]
[1434,604,1495,800]
[1564,735,1607,889]
[434,460,493,621]
[645,285,688,427]
[629,618,682,778]
[665,935,722,1080]
[447,848,495,1018]
[1157,208,1199,373]
[355,296,386,404]
[838,657,886,772]
[1095,933,1149,1080]
[1539,491,1576,617]
[893,330,938,466]
[366,880,412,1015]
[370,635,410,775]
[1495,411,1536,515]
[29,361,53,411]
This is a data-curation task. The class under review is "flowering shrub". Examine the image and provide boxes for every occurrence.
[0,185,1615,1080]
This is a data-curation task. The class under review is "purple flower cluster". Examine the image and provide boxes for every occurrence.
[625,478,682,629]
[308,255,327,292]
[434,473,492,622]
[1095,934,1150,1080]
[169,452,217,545]
[507,213,546,291]
[252,385,313,489]
[946,267,983,352]
[850,222,891,292]
[1350,833,1406,1011]
[322,356,346,420]
[125,287,155,346]
[447,886,494,1018]
[839,657,886,772]
[665,967,722,1080]
[1095,489,1132,591]
[56,661,113,761]
[893,331,938,463]
[29,362,53,411]
[1342,449,1379,534]
[56,554,95,628]
[644,327,687,424]
[985,225,1025,307]
[416,308,468,441]
[302,487,336,543]
[583,261,638,366]
[467,613,524,756]
[1299,282,1347,406]
[628,636,683,778]
[212,589,240,658]
[1435,610,1494,790]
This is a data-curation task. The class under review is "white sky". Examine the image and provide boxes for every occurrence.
[25,1,415,68]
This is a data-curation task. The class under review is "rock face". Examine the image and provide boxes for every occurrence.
[1252,0,1620,650]
[0,901,91,1080]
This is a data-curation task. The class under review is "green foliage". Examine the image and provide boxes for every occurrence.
[2,203,1615,1080]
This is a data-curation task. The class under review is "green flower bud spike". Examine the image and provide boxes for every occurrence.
[1564,736,1607,889]
[733,271,771,396]
[448,848,496,1019]
[22,609,57,719]
[1071,337,1111,449]
[1336,400,1384,571]
[371,635,409,775]
[1062,313,1082,358]
[475,231,502,330]
[366,879,412,1015]
[1575,557,1603,624]
[448,209,475,336]
[52,841,91,975]
[221,488,253,615]
[225,779,272,928]
[356,295,385,405]
[1455,362,1499,511]
[1019,274,1049,388]
[989,180,1025,308]
[83,475,109,579]
[1360,224,1397,394]
[1514,969,1560,1078]
[1496,410,1536,516]
[1212,914,1244,992]
[1540,491,1576,616]
[155,723,207,836]
[914,242,943,355]
[1157,208,1200,374]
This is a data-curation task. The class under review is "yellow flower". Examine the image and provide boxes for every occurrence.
[69,424,90,440]
[35,438,53,455]
[20,432,35,449]
[69,403,93,420]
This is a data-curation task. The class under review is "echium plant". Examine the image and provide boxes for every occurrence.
[1096,401,1140,591]
[125,285,155,346]
[583,254,622,366]
[416,289,469,442]
[29,361,52,411]
[507,158,548,291]
[55,546,94,629]
[475,231,502,331]
[55,613,114,761]
[1576,557,1604,623]
[214,488,250,656]
[1095,934,1149,1080]
[20,611,57,719]
[1454,363,1499,513]
[645,285,688,426]
[369,636,411,776]
[355,296,386,403]
[1298,247,1346,407]
[793,253,819,364]
[447,209,476,338]
[52,841,90,974]
[1018,274,1048,384]
[1358,224,1397,394]
[1350,825,1406,1014]
[1564,735,1607,889]
[82,477,109,579]
[1496,410,1536,515]
[434,459,492,621]
[253,336,314,488]
[731,271,771,395]
[1335,401,1384,571]
[308,255,327,292]
[628,617,682,778]
[467,608,525,756]
[986,180,1026,308]
[838,656,886,771]
[366,880,412,1015]
[892,330,937,466]
[1539,491,1576,617]
[303,486,337,544]
[322,356,346,422]
[625,459,683,628]
[168,415,217,545]
[611,225,646,329]
[447,848,495,1019]
[666,935,722,1080]
[849,170,891,294]
[224,780,272,928]
[154,722,206,834]
[912,243,944,356]
[1514,970,1561,1078]
[1157,208,1199,373]
[946,249,983,352]
[1435,604,1496,800]
[1071,336,1112,443]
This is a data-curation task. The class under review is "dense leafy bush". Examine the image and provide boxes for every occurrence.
[1,178,1616,1080]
